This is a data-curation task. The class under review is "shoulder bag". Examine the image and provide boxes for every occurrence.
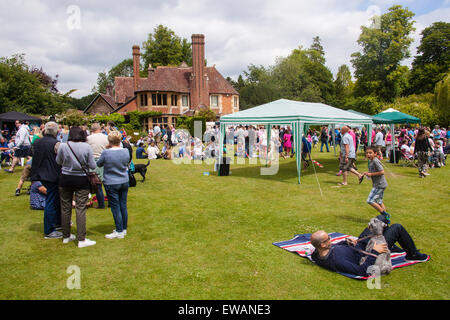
[67,142,102,194]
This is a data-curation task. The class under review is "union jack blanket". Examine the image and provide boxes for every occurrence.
[273,232,428,280]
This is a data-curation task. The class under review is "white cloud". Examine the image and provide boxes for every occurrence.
[0,0,448,99]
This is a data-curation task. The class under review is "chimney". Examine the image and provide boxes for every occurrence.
[191,34,208,110]
[132,45,140,92]
[105,84,114,97]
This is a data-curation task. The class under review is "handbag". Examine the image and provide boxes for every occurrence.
[128,167,137,187]
[67,142,101,194]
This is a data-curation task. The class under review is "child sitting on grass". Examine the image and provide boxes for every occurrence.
[362,146,390,224]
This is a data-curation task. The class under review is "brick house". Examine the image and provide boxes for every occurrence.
[84,34,239,130]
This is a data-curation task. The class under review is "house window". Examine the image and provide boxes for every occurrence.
[171,94,178,106]
[140,93,148,106]
[152,117,168,126]
[210,95,219,107]
[182,95,189,107]
[151,93,168,106]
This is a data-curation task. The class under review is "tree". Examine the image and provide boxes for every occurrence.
[382,93,436,127]
[334,64,354,108]
[408,22,450,94]
[308,36,326,64]
[92,58,134,94]
[141,25,192,70]
[351,5,415,102]
[271,45,336,105]
[433,72,450,126]
[0,53,71,115]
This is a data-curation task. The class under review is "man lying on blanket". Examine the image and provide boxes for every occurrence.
[310,215,430,277]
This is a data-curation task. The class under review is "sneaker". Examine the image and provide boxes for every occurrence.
[405,252,430,262]
[15,188,20,196]
[376,214,390,225]
[44,231,63,239]
[4,169,13,173]
[78,238,96,248]
[105,230,125,239]
[63,234,76,244]
[382,211,391,224]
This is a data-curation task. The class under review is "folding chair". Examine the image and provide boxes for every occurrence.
[399,149,418,168]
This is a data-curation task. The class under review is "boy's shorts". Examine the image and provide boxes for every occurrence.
[367,187,385,205]
[339,157,355,171]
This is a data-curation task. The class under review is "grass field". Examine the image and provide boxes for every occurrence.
[0,147,448,300]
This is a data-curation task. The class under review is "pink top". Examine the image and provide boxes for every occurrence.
[386,133,392,142]
[283,133,292,148]
[348,130,356,148]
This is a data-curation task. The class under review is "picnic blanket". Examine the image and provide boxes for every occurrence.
[273,232,427,280]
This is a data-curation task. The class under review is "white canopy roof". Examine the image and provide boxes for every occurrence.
[220,99,373,125]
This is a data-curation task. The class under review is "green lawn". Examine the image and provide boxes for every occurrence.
[0,147,448,300]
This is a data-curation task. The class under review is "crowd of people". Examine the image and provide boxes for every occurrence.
[1,118,448,250]
[1,120,134,248]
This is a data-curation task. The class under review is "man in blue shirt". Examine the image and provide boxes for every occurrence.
[0,136,10,166]
[135,143,147,159]
[311,217,430,277]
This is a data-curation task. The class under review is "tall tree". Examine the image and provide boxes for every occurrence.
[141,25,192,70]
[408,21,450,94]
[351,5,415,102]
[92,58,134,94]
[334,64,354,108]
[433,72,450,126]
[308,36,326,64]
[271,45,335,104]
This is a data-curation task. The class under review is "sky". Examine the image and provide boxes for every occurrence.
[0,0,449,98]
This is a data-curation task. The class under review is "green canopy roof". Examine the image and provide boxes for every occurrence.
[374,109,421,124]
[347,109,394,124]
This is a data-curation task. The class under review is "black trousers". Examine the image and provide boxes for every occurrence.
[358,224,418,256]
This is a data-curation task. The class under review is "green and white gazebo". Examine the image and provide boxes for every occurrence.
[218,99,374,184]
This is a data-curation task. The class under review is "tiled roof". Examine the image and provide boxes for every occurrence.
[99,93,117,109]
[133,66,238,95]
[207,66,239,95]
[137,67,191,93]
[114,77,134,104]
[83,93,116,113]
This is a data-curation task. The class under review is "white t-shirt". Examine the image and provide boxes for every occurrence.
[401,144,412,158]
[147,146,160,159]
[375,131,385,146]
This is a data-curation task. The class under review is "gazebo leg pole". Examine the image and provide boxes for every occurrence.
[265,124,271,167]
[294,121,303,184]
[390,123,396,164]
[331,124,336,157]
[218,123,225,175]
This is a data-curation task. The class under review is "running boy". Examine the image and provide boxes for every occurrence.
[363,146,390,223]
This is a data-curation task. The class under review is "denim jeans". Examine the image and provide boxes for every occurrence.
[105,182,129,233]
[97,184,105,208]
[320,140,329,152]
[41,181,61,235]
